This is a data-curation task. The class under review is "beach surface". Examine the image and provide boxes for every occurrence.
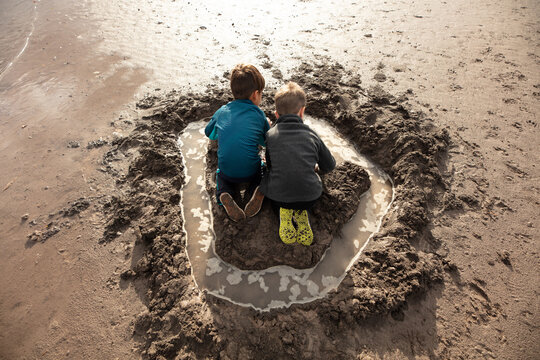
[0,0,538,359]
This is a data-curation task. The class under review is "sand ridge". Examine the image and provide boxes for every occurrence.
[99,62,450,358]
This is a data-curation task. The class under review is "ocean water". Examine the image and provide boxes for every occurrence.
[0,0,37,80]
[0,0,405,94]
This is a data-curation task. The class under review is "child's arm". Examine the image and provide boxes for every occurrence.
[257,114,271,146]
[205,115,218,140]
[317,140,336,174]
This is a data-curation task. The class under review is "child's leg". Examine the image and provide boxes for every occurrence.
[244,186,265,217]
[267,199,296,244]
[276,199,318,246]
[294,209,313,246]
[216,170,236,202]
[235,168,263,217]
[244,167,262,201]
[216,170,245,222]
[244,167,264,217]
[270,199,318,214]
[278,208,296,244]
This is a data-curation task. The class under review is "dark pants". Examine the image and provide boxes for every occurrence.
[216,169,262,204]
[269,198,318,214]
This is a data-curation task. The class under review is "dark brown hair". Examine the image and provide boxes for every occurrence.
[275,82,306,116]
[230,64,265,99]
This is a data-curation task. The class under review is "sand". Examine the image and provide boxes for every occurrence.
[0,0,538,359]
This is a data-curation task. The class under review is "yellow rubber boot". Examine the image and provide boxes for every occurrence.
[279,208,296,244]
[295,210,313,246]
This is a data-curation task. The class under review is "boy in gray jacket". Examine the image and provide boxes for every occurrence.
[257,82,336,245]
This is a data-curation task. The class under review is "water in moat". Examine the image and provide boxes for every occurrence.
[178,116,393,311]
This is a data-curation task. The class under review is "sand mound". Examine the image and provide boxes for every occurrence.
[102,61,450,359]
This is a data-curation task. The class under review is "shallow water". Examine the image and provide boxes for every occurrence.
[179,116,393,311]
[0,0,37,81]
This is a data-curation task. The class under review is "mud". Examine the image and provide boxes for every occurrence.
[27,226,61,243]
[104,61,450,359]
[59,197,91,217]
[25,197,92,244]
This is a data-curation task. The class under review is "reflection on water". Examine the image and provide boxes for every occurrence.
[179,116,393,311]
[0,0,38,81]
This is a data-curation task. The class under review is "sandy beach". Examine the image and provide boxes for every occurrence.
[0,0,538,359]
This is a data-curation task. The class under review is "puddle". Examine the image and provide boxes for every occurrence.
[178,116,394,311]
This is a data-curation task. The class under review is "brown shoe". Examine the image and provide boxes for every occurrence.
[244,186,265,217]
[219,193,245,222]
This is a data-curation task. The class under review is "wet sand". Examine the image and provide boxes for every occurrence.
[113,61,449,359]
[1,0,539,359]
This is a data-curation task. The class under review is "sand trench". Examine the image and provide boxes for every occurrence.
[179,117,393,311]
[102,62,450,359]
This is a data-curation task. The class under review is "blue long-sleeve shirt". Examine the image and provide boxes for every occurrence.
[205,99,269,178]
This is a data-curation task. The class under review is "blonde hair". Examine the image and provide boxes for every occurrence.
[230,64,265,99]
[275,82,306,116]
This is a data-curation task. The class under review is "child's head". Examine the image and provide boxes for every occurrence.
[275,82,306,117]
[230,64,265,102]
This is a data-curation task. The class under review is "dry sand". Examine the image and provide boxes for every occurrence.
[0,0,538,359]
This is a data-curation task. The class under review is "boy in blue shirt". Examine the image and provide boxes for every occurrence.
[205,64,269,222]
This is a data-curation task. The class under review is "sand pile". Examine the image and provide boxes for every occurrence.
[102,61,450,359]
